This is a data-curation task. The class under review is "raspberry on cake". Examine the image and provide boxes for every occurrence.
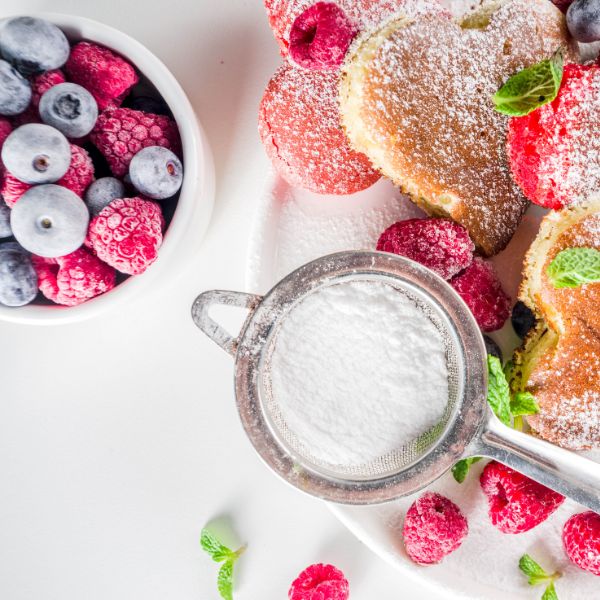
[87,197,164,275]
[376,218,474,280]
[480,461,565,534]
[32,248,116,306]
[288,2,358,71]
[66,42,138,110]
[402,491,468,565]
[258,64,379,195]
[1,144,94,207]
[508,63,600,210]
[288,563,349,600]
[90,107,181,177]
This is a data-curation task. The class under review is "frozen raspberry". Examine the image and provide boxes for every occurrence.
[12,69,66,126]
[376,218,474,280]
[65,42,138,110]
[551,0,574,12]
[563,511,600,576]
[91,107,181,177]
[264,0,447,56]
[507,64,600,210]
[402,491,468,565]
[289,3,357,71]
[288,563,349,600]
[259,64,379,194]
[32,248,116,306]
[0,117,12,151]
[87,197,164,275]
[480,461,565,534]
[1,144,94,207]
[449,258,510,332]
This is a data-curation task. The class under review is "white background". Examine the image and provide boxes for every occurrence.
[0,1,447,598]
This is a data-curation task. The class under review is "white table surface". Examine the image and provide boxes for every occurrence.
[0,1,448,598]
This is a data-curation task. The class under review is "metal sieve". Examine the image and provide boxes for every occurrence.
[192,251,600,508]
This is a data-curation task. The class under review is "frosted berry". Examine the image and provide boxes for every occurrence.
[32,247,116,306]
[0,17,69,75]
[0,117,13,150]
[507,63,600,209]
[66,41,139,110]
[0,200,11,238]
[511,301,536,339]
[1,144,94,207]
[2,123,70,184]
[562,511,600,576]
[39,82,99,138]
[289,3,357,71]
[0,60,32,116]
[87,197,163,275]
[288,563,349,600]
[90,107,181,177]
[0,245,37,306]
[450,258,510,332]
[480,461,565,534]
[129,146,183,199]
[85,177,125,215]
[567,0,600,42]
[10,184,89,258]
[402,491,468,565]
[377,218,474,280]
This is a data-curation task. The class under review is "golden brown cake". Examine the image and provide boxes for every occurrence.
[339,0,576,256]
[511,200,600,450]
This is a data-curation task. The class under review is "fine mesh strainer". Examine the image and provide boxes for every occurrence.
[192,251,600,507]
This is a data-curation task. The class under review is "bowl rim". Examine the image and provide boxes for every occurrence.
[0,12,215,325]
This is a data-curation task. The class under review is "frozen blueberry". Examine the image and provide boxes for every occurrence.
[85,177,125,215]
[0,246,37,306]
[0,198,11,238]
[483,335,503,363]
[567,0,600,42]
[511,301,537,339]
[39,82,99,138]
[127,95,171,116]
[0,59,31,115]
[10,184,89,257]
[2,123,71,184]
[129,146,183,200]
[0,17,69,75]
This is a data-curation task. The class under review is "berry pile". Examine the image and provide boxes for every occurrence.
[377,218,510,332]
[0,16,184,308]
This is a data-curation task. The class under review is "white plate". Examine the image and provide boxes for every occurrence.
[246,172,600,599]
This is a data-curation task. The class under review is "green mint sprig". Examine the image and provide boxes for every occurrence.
[201,528,246,600]
[493,49,564,116]
[547,247,600,289]
[519,554,561,600]
[453,355,540,483]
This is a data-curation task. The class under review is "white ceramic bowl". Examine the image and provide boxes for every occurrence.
[0,13,215,325]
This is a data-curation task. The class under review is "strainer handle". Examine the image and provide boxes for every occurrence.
[473,411,600,512]
[191,290,262,357]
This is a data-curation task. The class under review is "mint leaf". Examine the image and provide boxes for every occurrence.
[201,528,233,563]
[519,554,561,594]
[547,247,600,289]
[510,392,540,417]
[217,560,234,600]
[542,581,559,600]
[519,554,549,583]
[452,457,482,483]
[493,49,563,116]
[487,355,512,426]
